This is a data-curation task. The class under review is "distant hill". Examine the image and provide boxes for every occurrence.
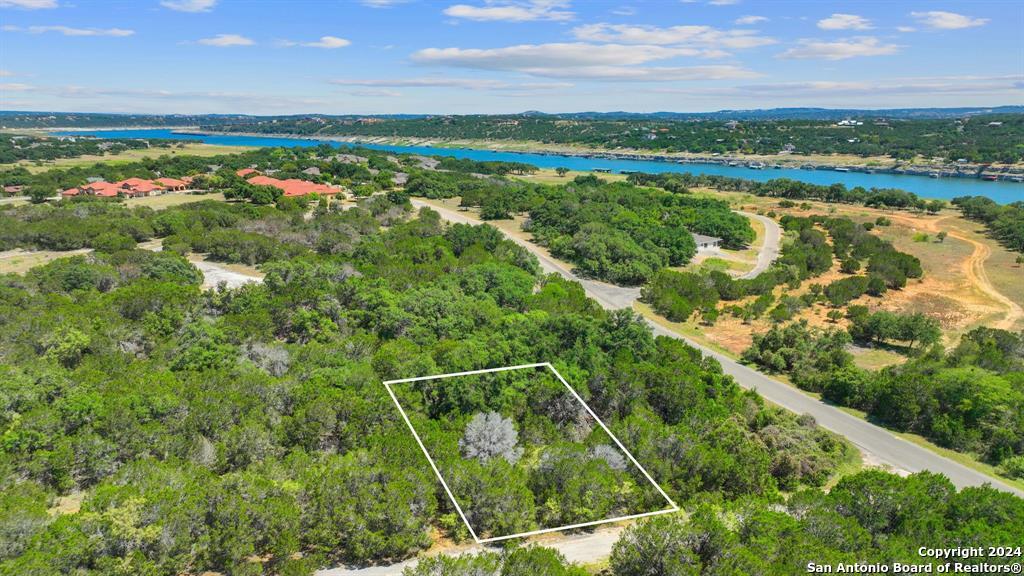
[0,111,428,129]
[539,106,1024,121]
[2,107,1022,128]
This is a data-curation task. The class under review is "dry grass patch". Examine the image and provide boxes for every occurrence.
[0,248,90,275]
[125,192,226,210]
[511,167,628,185]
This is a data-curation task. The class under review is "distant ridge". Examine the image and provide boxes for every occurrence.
[529,106,1024,120]
[2,106,1022,128]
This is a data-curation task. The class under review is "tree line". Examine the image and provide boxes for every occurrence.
[0,135,181,164]
[405,470,1024,575]
[743,322,1024,470]
[203,113,1024,163]
[629,171,946,212]
[953,196,1024,253]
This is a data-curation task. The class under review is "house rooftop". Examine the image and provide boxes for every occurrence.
[692,233,722,245]
[247,175,342,197]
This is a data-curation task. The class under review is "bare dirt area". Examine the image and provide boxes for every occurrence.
[692,190,1024,341]
[885,212,1023,333]
[190,258,264,289]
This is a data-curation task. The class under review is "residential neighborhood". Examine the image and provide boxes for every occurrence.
[60,172,345,200]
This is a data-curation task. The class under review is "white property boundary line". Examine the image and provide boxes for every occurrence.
[383,362,679,545]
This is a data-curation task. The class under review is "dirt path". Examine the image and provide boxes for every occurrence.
[956,231,1023,330]
[890,213,1023,330]
[317,527,625,576]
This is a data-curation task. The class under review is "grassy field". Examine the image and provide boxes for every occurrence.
[0,248,90,274]
[512,167,628,185]
[849,347,907,371]
[3,142,254,174]
[124,192,226,210]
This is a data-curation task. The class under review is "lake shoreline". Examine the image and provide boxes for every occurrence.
[48,128,1024,204]
[175,129,1024,183]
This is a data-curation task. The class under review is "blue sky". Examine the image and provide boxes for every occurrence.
[0,0,1021,114]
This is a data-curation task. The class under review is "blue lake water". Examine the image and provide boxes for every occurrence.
[56,128,1023,204]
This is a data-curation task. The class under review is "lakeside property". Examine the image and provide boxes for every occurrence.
[49,128,1024,204]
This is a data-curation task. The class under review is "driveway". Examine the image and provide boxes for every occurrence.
[737,211,782,280]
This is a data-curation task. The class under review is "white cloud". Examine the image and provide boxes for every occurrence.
[571,23,775,49]
[0,69,13,77]
[611,5,636,16]
[0,82,33,91]
[412,43,758,81]
[655,75,1024,98]
[415,43,693,69]
[331,77,573,90]
[778,37,901,60]
[444,0,574,22]
[4,25,134,36]
[910,11,988,30]
[734,15,766,25]
[708,0,739,5]
[896,26,915,33]
[817,13,872,30]
[48,84,326,108]
[301,36,351,49]
[348,89,402,97]
[548,65,757,81]
[361,0,407,6]
[160,0,216,12]
[0,0,57,8]
[197,33,254,46]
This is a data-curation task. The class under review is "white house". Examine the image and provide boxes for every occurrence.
[693,233,722,251]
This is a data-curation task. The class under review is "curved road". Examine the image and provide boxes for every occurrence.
[316,201,1020,575]
[411,199,1021,497]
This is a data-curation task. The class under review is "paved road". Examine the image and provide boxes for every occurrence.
[411,199,1022,497]
[738,211,782,280]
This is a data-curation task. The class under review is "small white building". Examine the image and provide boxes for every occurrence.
[693,233,722,251]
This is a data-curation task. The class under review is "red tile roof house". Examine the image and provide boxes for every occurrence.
[117,178,165,198]
[80,181,124,197]
[236,168,259,178]
[61,181,121,198]
[62,179,166,198]
[154,177,188,192]
[246,175,343,197]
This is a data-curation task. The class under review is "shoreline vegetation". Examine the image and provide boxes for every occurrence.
[182,129,1024,181]
[30,126,1024,182]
